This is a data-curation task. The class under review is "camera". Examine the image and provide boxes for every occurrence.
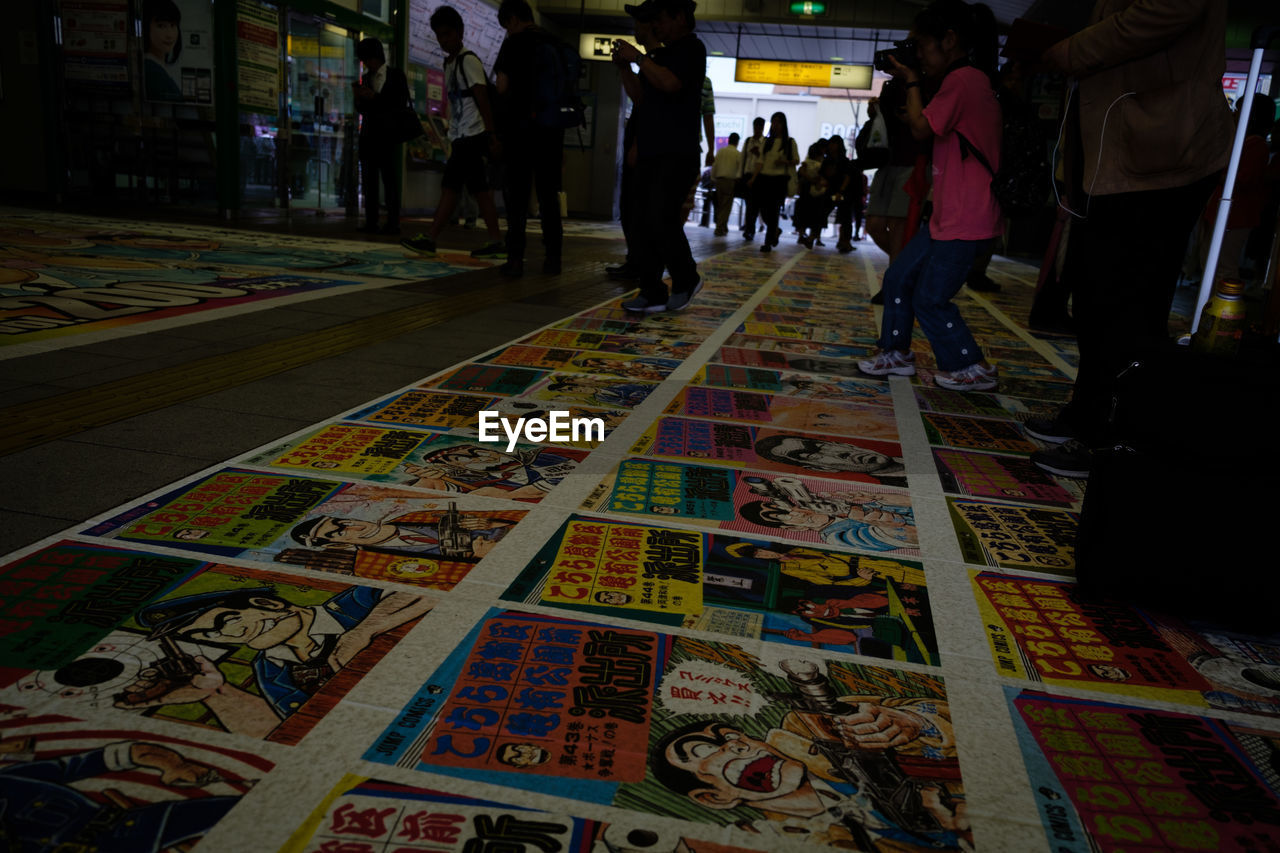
[873,39,919,72]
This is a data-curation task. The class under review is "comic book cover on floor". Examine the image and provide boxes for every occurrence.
[0,541,432,744]
[630,418,908,488]
[915,369,1074,404]
[722,332,877,360]
[933,448,1080,508]
[0,706,271,850]
[364,609,969,851]
[581,458,920,557]
[480,346,683,381]
[735,323,874,346]
[281,773,773,853]
[695,365,894,408]
[349,391,626,449]
[499,515,938,664]
[662,387,900,440]
[518,329,701,359]
[920,412,1040,454]
[81,469,528,588]
[914,386,1043,419]
[242,425,590,503]
[974,571,1280,717]
[947,498,1077,574]
[424,363,548,396]
[1003,687,1280,853]
[522,372,662,410]
[716,349,878,378]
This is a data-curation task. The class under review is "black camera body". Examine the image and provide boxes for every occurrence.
[873,39,919,72]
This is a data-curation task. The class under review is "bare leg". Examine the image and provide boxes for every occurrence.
[429,188,461,241]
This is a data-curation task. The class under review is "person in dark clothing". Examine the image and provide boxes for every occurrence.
[494,0,566,277]
[740,116,767,239]
[614,0,707,313]
[353,37,409,235]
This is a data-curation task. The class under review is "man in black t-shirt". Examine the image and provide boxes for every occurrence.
[614,0,706,314]
[493,0,565,277]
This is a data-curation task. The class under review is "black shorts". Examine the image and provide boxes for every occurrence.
[442,133,491,194]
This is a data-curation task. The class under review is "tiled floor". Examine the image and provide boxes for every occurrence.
[1,208,1276,853]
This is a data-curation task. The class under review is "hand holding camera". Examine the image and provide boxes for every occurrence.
[873,39,919,76]
[612,38,641,65]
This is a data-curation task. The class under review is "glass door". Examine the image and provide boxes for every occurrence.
[285,15,358,212]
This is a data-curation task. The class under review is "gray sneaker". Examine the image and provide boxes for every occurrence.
[1030,439,1091,478]
[666,280,703,312]
[621,294,667,313]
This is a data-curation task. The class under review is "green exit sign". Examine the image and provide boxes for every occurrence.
[789,0,826,14]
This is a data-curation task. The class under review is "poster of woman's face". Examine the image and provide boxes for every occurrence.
[141,0,213,104]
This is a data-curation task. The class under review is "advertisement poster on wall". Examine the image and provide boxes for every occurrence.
[236,0,281,114]
[139,0,215,104]
[62,0,131,90]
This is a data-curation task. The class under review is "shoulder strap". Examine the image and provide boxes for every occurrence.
[954,130,995,178]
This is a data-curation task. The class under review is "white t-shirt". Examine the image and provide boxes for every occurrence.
[445,50,488,141]
[712,145,742,179]
[759,137,799,176]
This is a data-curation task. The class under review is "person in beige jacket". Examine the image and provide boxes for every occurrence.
[1026,0,1233,480]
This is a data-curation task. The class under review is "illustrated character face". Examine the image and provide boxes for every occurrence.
[763,436,892,473]
[173,528,208,541]
[305,517,394,547]
[177,597,301,650]
[796,600,842,619]
[497,742,551,767]
[431,445,518,472]
[1087,664,1132,682]
[649,505,678,515]
[594,590,633,605]
[665,725,809,808]
[761,505,828,530]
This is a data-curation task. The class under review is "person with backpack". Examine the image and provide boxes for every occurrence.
[401,6,506,260]
[493,0,573,276]
[857,0,1002,392]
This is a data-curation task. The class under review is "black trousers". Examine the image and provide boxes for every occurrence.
[359,135,400,227]
[635,152,700,303]
[753,174,788,241]
[503,126,565,263]
[1064,176,1214,443]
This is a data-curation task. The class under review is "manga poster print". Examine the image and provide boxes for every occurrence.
[422,363,548,397]
[81,469,528,589]
[920,413,1040,455]
[522,372,662,410]
[365,609,969,851]
[500,515,939,664]
[913,386,1042,420]
[243,425,591,503]
[974,571,1280,717]
[715,348,879,379]
[0,707,271,851]
[0,541,432,745]
[932,448,1080,508]
[281,774,770,853]
[580,459,921,557]
[946,498,1077,574]
[518,329,702,360]
[630,418,908,488]
[662,387,901,441]
[915,370,1074,405]
[721,332,877,361]
[694,364,895,409]
[1004,687,1280,853]
[735,323,875,347]
[480,346,682,382]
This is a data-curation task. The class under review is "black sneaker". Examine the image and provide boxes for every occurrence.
[543,258,562,275]
[870,290,885,305]
[1023,412,1077,444]
[401,233,437,256]
[499,261,524,278]
[1031,440,1091,479]
[666,279,703,312]
[471,241,507,259]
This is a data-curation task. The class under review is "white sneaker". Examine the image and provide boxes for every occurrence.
[858,350,916,377]
[935,362,998,391]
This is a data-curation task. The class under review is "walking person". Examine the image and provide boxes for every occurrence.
[857,0,1002,391]
[353,37,410,235]
[746,112,799,253]
[711,132,742,236]
[613,0,707,313]
[493,0,566,277]
[740,117,766,240]
[401,7,506,259]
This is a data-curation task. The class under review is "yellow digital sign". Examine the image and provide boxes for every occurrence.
[735,59,873,89]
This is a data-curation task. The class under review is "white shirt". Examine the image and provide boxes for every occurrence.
[712,144,742,179]
[370,64,387,94]
[444,50,488,141]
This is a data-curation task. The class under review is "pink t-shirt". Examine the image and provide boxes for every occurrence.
[923,65,1003,241]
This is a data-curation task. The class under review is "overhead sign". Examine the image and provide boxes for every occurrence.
[735,59,873,89]
[789,1,826,14]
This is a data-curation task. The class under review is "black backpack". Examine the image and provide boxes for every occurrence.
[449,50,500,116]
[533,35,586,129]
[955,93,1049,218]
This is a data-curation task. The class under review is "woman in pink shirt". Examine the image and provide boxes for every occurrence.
[859,0,1002,391]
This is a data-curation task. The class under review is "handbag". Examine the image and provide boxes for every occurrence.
[394,104,425,144]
